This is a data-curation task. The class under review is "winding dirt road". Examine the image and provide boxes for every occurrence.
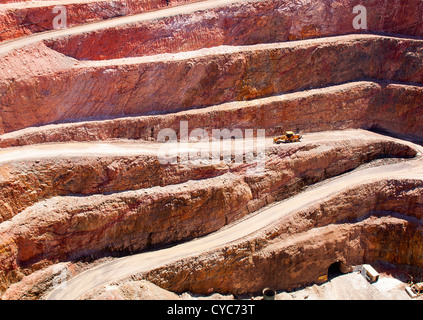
[42,131,423,300]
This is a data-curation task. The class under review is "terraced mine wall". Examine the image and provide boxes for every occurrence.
[0,138,415,288]
[1,0,422,44]
[1,81,422,148]
[0,35,422,134]
[0,0,198,42]
[45,0,423,60]
[140,178,423,295]
[0,0,422,301]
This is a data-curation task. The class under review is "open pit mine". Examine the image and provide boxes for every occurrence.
[0,0,422,302]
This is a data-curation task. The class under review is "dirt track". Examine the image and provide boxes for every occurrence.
[0,129,414,163]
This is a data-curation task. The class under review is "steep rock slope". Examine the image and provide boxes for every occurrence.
[0,35,422,134]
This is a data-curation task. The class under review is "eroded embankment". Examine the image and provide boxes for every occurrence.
[0,34,422,134]
[0,136,416,292]
[1,81,422,148]
[134,178,423,296]
[44,0,423,60]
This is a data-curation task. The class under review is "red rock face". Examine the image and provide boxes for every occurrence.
[0,0,422,300]
[0,137,415,279]
[367,83,423,140]
[0,35,422,134]
[45,0,423,60]
[0,81,421,148]
[0,0,197,42]
[140,179,423,295]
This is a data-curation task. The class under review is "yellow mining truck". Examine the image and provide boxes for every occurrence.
[273,131,302,144]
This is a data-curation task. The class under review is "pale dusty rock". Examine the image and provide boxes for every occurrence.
[77,279,235,300]
[79,280,180,300]
[276,273,411,300]
[1,262,73,300]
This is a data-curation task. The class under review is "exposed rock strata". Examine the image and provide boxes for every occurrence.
[0,0,422,302]
[0,262,73,299]
[0,35,422,134]
[134,178,423,295]
[1,81,422,148]
[1,0,423,46]
[0,0,197,42]
[45,0,423,60]
[0,136,415,222]
[0,137,415,292]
